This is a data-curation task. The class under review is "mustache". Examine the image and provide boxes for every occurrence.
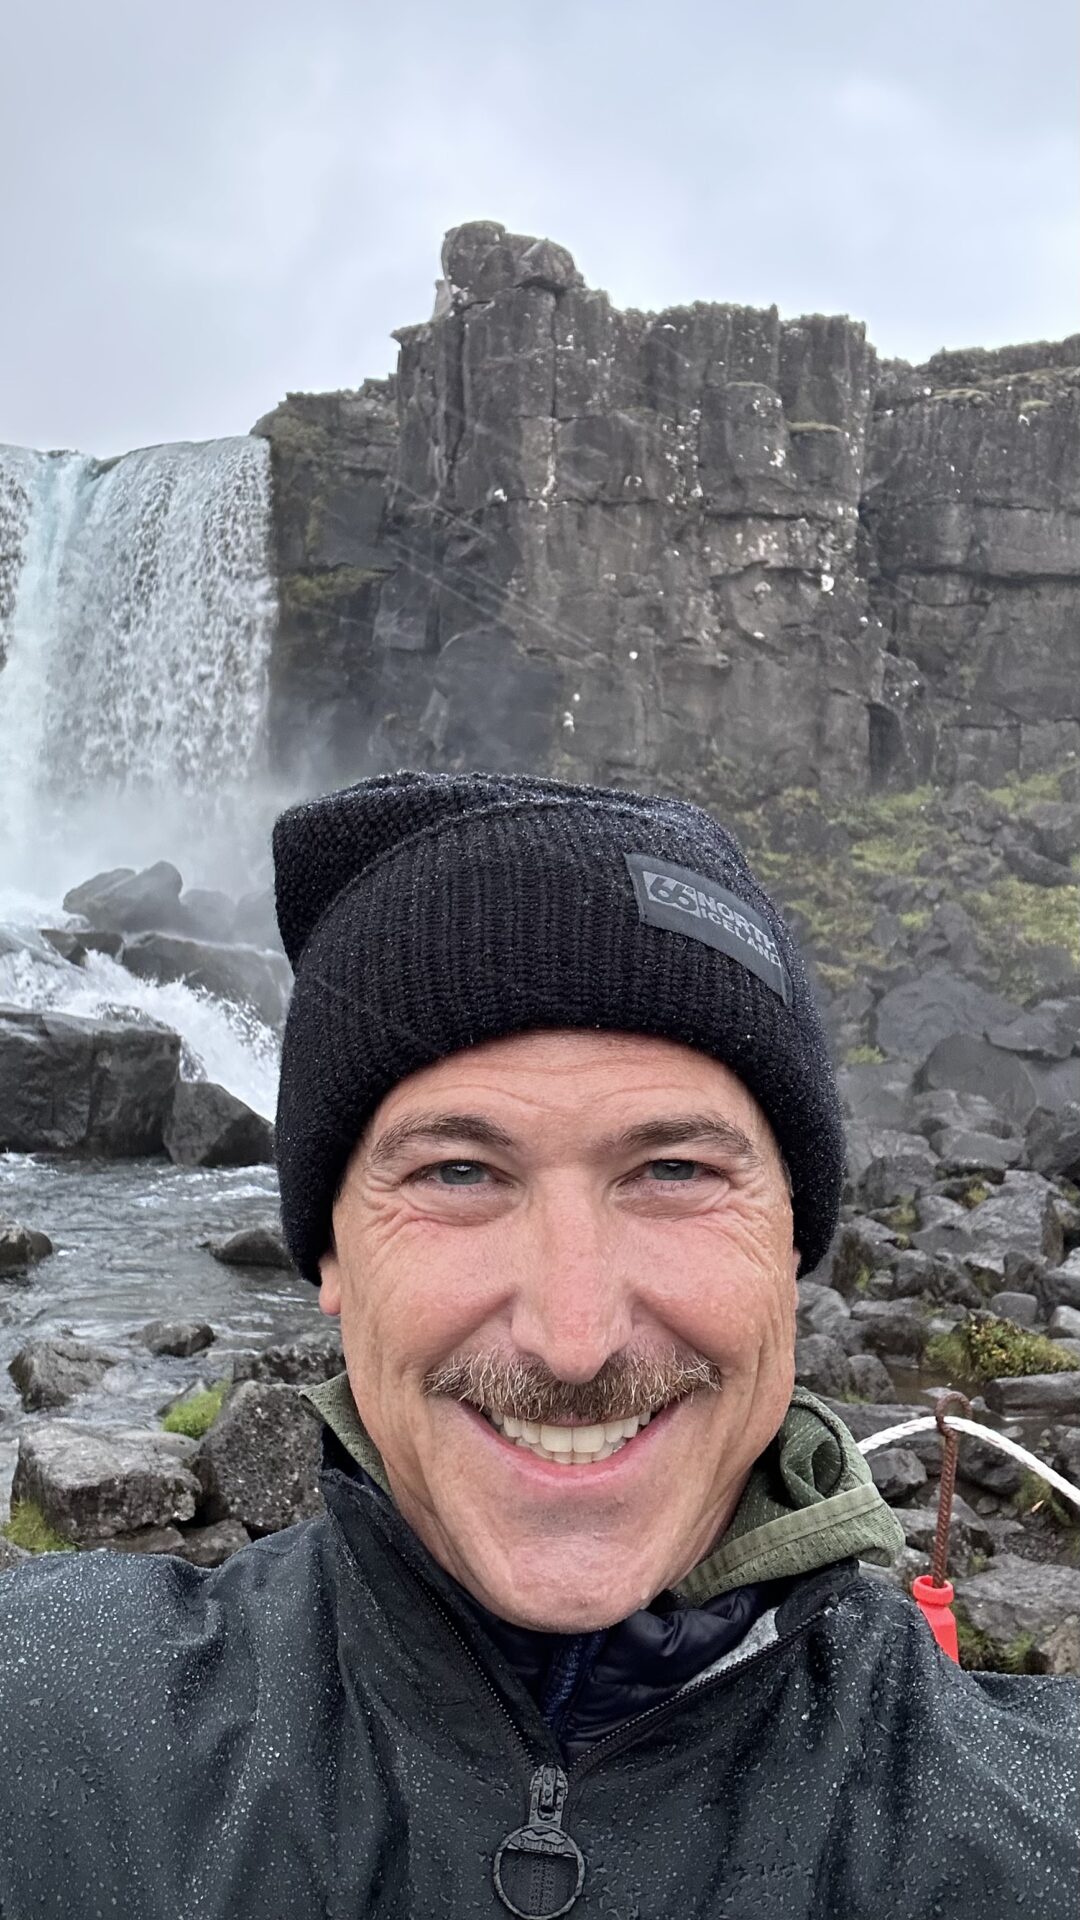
[422,1345,723,1426]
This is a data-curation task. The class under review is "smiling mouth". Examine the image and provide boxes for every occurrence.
[482,1407,657,1465]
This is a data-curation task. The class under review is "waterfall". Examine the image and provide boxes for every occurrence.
[0,435,276,892]
[0,434,281,1110]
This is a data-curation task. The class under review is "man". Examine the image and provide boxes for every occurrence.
[0,769,1076,1919]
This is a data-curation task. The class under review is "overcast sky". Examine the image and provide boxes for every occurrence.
[4,0,1078,456]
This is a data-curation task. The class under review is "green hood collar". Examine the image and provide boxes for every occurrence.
[300,1371,903,1603]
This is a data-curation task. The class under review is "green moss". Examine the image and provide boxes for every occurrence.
[959,1180,991,1210]
[925,1316,1080,1386]
[955,1610,1041,1674]
[161,1378,230,1440]
[1013,1469,1080,1532]
[850,834,926,877]
[961,874,1080,1000]
[787,420,845,434]
[897,907,932,933]
[985,767,1066,807]
[874,1196,919,1233]
[281,567,387,613]
[1,1500,77,1553]
[844,1044,886,1065]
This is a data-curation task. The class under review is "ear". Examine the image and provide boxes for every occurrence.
[318,1247,343,1318]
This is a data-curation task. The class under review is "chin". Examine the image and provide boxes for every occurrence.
[469,1558,661,1633]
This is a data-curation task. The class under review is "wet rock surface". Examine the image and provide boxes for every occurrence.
[163,1080,274,1168]
[194,1380,323,1535]
[11,1423,201,1544]
[0,1007,181,1155]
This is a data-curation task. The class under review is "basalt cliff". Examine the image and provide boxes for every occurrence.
[254,219,1080,811]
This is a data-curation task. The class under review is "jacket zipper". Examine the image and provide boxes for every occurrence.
[566,1614,815,1782]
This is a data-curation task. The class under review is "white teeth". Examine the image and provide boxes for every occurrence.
[483,1408,666,1464]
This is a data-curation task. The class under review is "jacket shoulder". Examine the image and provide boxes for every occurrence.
[0,1517,334,1727]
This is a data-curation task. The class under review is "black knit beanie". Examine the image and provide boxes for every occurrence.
[272,770,845,1285]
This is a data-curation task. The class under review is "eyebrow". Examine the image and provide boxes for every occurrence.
[365,1108,766,1176]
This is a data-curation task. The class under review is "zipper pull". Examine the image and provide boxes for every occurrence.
[493,1763,586,1918]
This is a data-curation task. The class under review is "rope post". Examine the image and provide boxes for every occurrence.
[910,1391,972,1665]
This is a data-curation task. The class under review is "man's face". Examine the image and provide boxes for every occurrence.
[319,1029,800,1632]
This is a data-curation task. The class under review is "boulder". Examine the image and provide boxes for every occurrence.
[62,861,185,933]
[835,1061,915,1131]
[8,1336,121,1411]
[1048,1305,1080,1341]
[796,1282,851,1338]
[961,1171,1065,1267]
[897,1502,994,1575]
[824,1216,903,1297]
[174,1519,251,1567]
[0,1007,181,1155]
[932,1129,1022,1174]
[953,1428,1024,1498]
[914,1035,1039,1131]
[1037,1253,1080,1316]
[232,1329,344,1386]
[823,1400,943,1473]
[847,1300,929,1361]
[0,1538,31,1572]
[194,1381,323,1535]
[985,1373,1080,1418]
[986,1003,1077,1061]
[958,1552,1080,1657]
[847,1129,939,1209]
[1026,1103,1080,1181]
[868,1446,927,1504]
[106,1525,187,1555]
[793,1334,854,1398]
[11,1422,200,1544]
[136,1319,215,1358]
[988,1291,1039,1327]
[908,1088,1016,1142]
[890,1249,982,1309]
[119,933,291,1030]
[846,1353,897,1401]
[164,1082,274,1169]
[208,1223,293,1269]
[873,969,1019,1059]
[177,889,238,944]
[1038,1617,1080,1676]
[0,1222,53,1275]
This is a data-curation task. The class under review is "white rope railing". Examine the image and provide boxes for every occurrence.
[857,1413,1080,1515]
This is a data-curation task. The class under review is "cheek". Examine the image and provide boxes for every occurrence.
[633,1204,795,1358]
[334,1204,507,1377]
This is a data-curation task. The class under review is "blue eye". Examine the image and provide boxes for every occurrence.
[647,1160,698,1181]
[434,1162,487,1185]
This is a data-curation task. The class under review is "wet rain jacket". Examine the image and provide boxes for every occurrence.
[0,1382,1076,1919]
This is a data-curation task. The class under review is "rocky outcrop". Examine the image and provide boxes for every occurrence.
[864,342,1080,788]
[163,1080,274,1169]
[0,1007,181,1155]
[255,221,1080,804]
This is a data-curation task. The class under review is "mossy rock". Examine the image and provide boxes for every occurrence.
[161,1378,231,1440]
[954,1610,1042,1674]
[1,1500,78,1554]
[925,1316,1080,1387]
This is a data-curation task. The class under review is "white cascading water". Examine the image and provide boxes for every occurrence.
[0,435,281,1115]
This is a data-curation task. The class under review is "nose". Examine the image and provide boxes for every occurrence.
[506,1180,636,1382]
